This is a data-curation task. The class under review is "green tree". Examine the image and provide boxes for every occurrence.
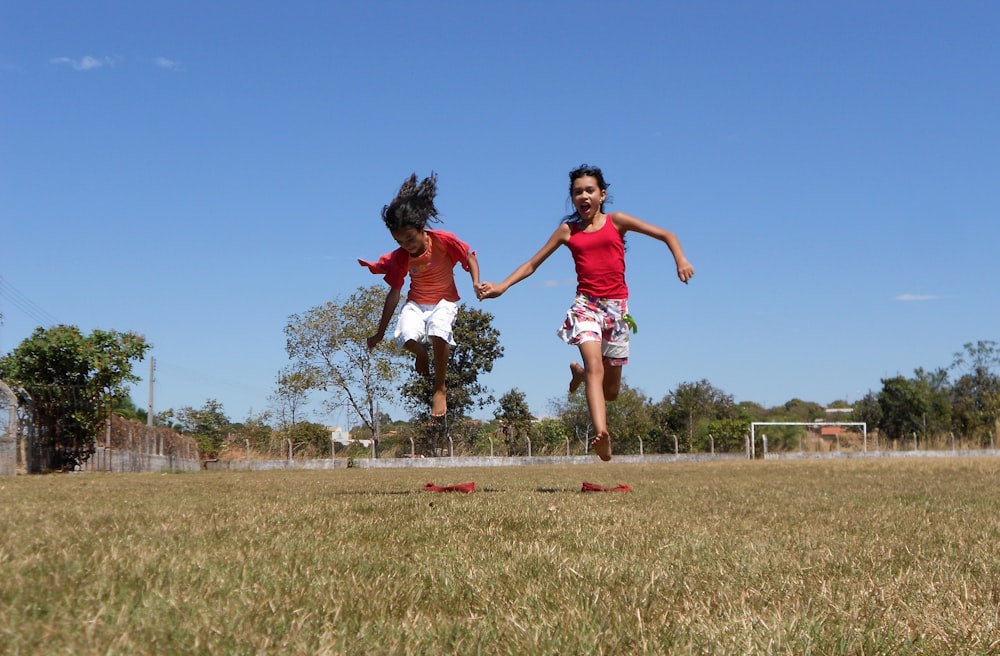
[532,418,571,455]
[0,325,149,471]
[851,391,882,439]
[911,367,952,439]
[113,395,143,421]
[877,376,928,445]
[704,416,751,453]
[269,365,316,446]
[658,379,735,452]
[277,421,334,458]
[174,399,231,458]
[494,388,534,455]
[778,398,825,423]
[950,340,1000,445]
[284,285,405,457]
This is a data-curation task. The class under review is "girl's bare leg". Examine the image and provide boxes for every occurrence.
[603,363,622,402]
[430,336,449,417]
[404,339,430,377]
[569,362,586,393]
[578,342,612,461]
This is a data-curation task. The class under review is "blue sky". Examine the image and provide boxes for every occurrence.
[2,1,998,427]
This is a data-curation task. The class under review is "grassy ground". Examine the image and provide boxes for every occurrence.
[2,458,999,655]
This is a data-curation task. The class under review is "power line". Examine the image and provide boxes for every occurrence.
[0,274,61,327]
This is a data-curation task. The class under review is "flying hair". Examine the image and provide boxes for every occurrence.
[381,172,442,232]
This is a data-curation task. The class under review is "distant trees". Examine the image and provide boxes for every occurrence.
[173,398,231,458]
[655,379,737,452]
[494,388,533,455]
[949,341,1000,445]
[863,341,1000,449]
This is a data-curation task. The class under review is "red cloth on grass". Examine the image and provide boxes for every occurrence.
[581,481,632,493]
[422,482,476,493]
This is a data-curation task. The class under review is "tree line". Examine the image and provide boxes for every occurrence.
[2,286,997,466]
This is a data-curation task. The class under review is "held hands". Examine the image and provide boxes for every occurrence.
[475,282,503,300]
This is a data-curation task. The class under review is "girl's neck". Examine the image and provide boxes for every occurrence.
[579,211,605,231]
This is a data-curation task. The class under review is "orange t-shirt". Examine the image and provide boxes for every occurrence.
[407,232,460,304]
[358,229,473,304]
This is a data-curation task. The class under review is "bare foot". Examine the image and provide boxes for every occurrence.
[568,362,585,393]
[414,349,430,377]
[591,431,612,462]
[431,389,447,417]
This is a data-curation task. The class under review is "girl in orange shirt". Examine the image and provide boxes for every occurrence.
[359,173,480,417]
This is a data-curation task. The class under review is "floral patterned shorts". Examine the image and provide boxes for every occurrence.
[556,294,629,365]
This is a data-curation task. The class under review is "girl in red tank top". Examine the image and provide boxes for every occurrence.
[477,165,694,461]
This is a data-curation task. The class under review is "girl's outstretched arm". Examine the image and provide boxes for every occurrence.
[611,212,695,283]
[466,251,481,292]
[367,287,401,349]
[477,224,569,299]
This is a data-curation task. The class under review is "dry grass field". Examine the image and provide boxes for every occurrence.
[2,458,999,655]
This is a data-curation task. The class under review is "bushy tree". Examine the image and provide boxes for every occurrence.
[494,388,534,455]
[950,340,1000,445]
[657,379,735,452]
[877,376,928,445]
[912,367,952,438]
[532,418,571,455]
[852,391,882,438]
[704,416,751,453]
[174,399,231,458]
[0,325,149,471]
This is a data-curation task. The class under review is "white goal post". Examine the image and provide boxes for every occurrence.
[750,422,869,458]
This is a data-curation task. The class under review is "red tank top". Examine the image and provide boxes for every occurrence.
[566,214,628,299]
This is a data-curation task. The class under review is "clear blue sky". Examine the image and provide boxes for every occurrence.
[2,1,998,428]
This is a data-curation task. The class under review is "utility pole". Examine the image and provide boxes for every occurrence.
[147,357,155,427]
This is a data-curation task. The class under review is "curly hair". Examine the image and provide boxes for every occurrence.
[381,173,442,232]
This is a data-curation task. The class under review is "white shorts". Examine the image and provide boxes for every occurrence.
[394,299,458,347]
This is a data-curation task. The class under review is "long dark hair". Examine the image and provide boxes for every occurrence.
[381,173,442,232]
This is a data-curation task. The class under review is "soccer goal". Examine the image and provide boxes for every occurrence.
[750,422,869,458]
